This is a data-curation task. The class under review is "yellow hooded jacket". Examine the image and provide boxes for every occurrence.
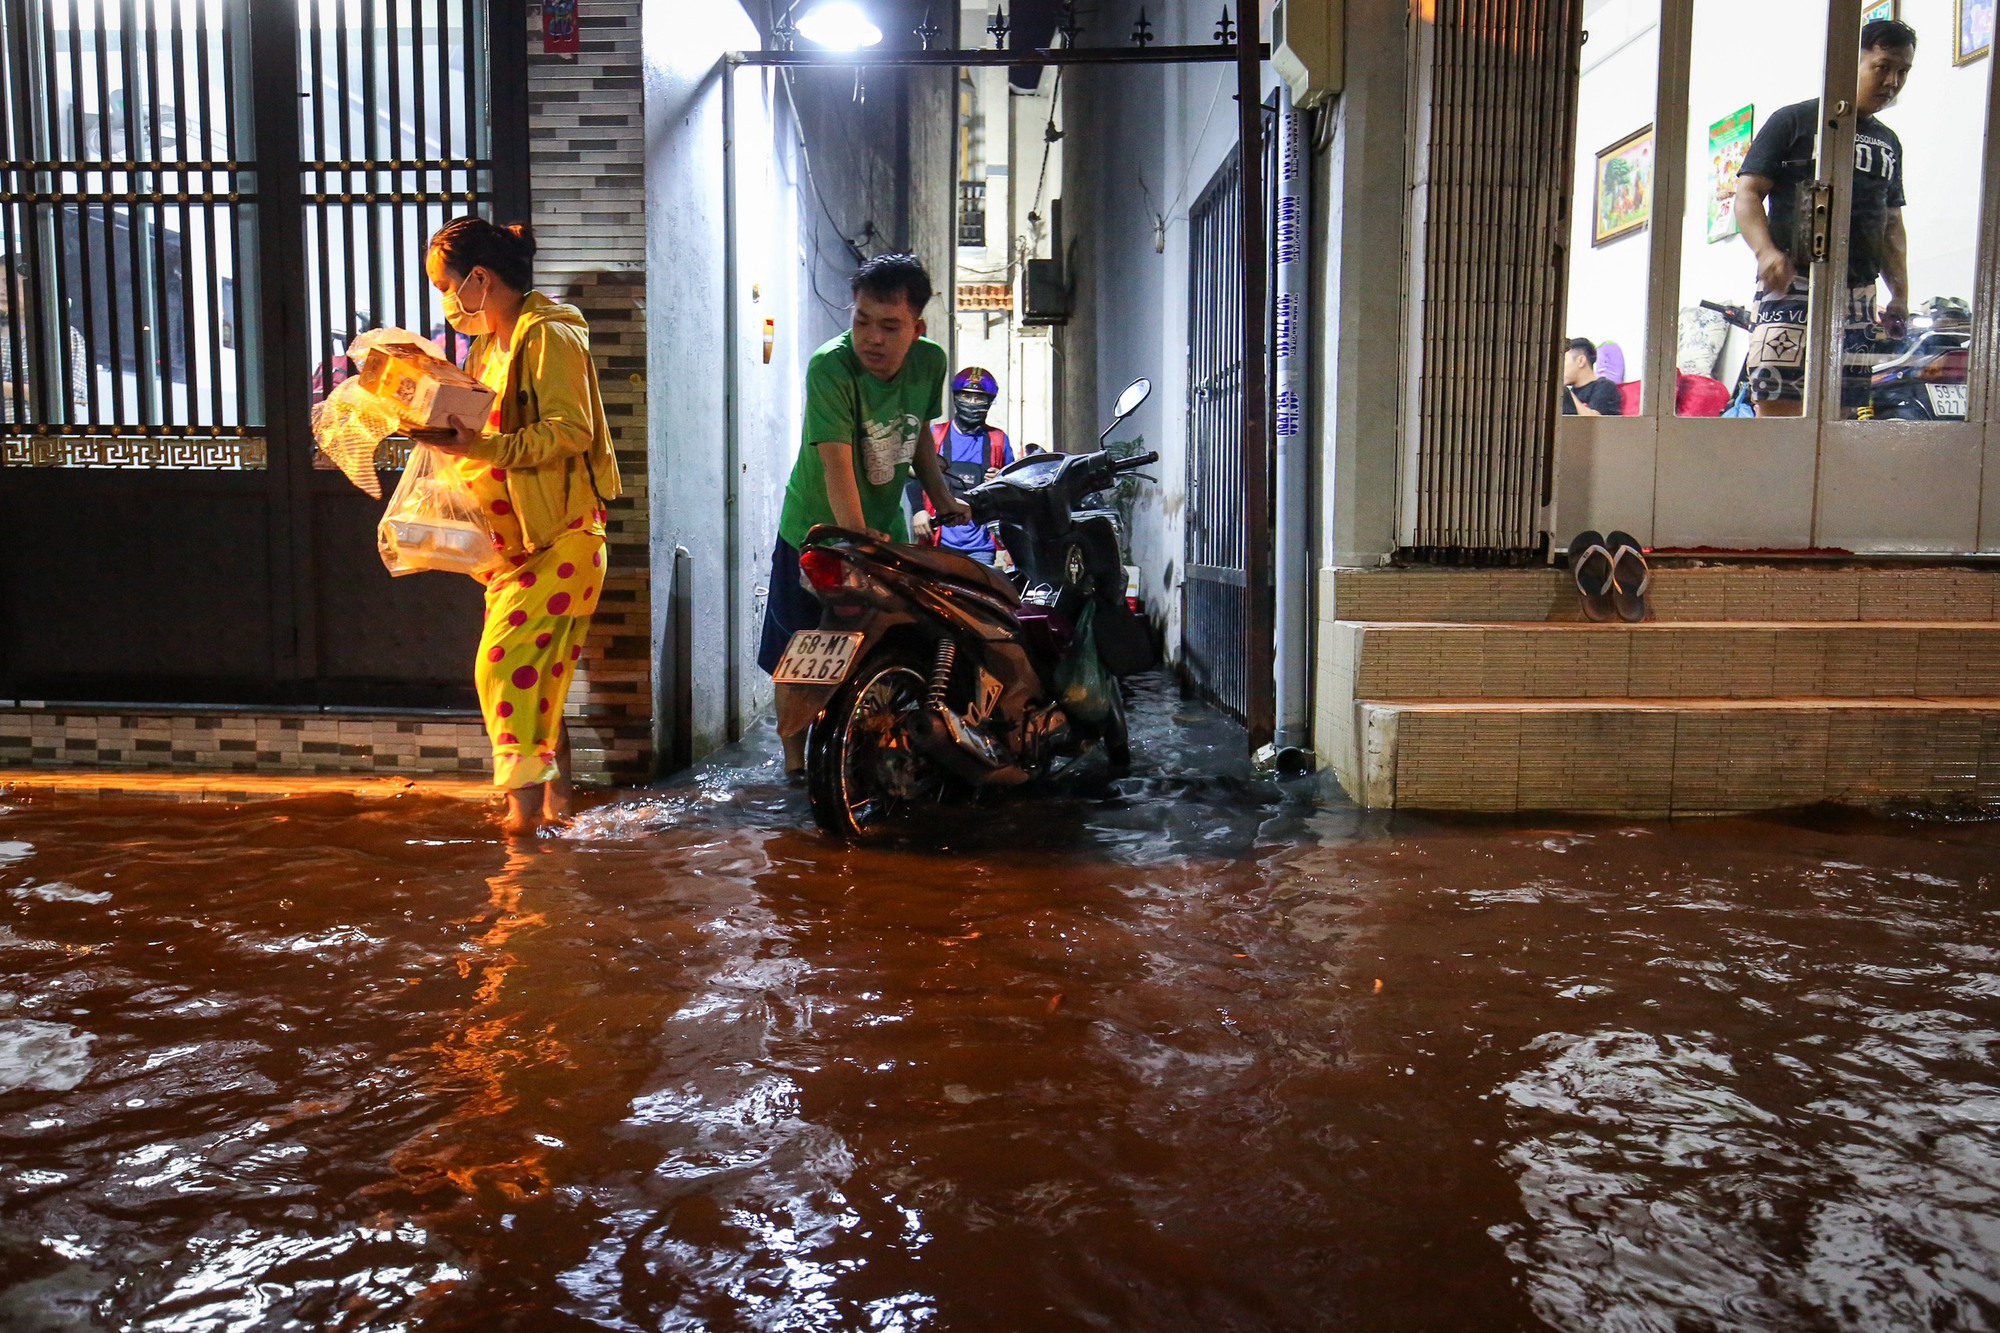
[455,291,622,552]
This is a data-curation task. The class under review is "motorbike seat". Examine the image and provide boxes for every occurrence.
[886,543,1021,605]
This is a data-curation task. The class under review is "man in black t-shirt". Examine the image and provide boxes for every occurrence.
[1734,18,1916,416]
[1560,337,1624,416]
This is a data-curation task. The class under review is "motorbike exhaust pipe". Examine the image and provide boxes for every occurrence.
[907,705,1032,787]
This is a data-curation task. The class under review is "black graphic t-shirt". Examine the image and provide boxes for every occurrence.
[1561,378,1624,416]
[1739,98,1905,288]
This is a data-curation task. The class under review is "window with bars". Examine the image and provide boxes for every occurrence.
[957,178,987,249]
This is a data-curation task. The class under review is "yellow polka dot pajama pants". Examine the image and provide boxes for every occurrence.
[475,529,606,789]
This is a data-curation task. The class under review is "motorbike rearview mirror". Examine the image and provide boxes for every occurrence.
[1100,377,1153,442]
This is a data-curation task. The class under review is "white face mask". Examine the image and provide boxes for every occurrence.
[442,270,492,336]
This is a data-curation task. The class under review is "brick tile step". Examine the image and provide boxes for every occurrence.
[1354,697,2000,816]
[1326,566,2000,624]
[0,770,497,805]
[1346,620,2000,700]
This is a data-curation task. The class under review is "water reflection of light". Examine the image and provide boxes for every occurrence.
[380,849,561,1207]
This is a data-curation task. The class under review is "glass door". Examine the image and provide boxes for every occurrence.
[1555,0,1997,553]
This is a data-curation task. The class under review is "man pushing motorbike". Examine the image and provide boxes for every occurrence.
[757,253,972,781]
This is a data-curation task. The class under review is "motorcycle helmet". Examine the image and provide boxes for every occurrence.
[1914,297,1972,332]
[951,366,999,398]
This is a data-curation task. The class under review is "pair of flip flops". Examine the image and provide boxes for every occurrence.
[1569,530,1650,623]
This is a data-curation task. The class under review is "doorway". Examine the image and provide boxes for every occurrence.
[1555,0,1996,552]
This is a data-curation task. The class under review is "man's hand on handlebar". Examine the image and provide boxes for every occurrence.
[935,495,974,527]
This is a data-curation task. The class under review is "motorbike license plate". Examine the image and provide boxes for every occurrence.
[773,630,863,685]
[1928,383,1967,418]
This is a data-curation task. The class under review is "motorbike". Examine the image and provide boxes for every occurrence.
[772,378,1160,839]
[1867,297,1971,423]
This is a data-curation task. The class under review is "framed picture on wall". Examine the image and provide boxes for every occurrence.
[1707,106,1754,243]
[1959,0,1994,65]
[1862,0,1898,23]
[1592,126,1654,247]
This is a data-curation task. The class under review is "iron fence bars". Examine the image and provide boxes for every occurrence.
[0,0,499,470]
[0,0,261,465]
[298,0,494,474]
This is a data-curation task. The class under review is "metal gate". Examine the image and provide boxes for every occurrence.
[1182,150,1248,717]
[0,0,523,707]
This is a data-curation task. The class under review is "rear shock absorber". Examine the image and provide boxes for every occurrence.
[928,639,957,708]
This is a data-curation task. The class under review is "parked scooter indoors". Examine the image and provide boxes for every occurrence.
[772,378,1160,839]
[1868,296,1971,422]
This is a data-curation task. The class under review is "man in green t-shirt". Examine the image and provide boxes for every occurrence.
[758,253,972,777]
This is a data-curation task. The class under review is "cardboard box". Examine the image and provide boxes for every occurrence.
[357,339,495,430]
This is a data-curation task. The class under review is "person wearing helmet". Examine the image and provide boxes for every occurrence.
[910,366,1015,564]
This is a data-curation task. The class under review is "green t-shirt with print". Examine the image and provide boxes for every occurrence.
[777,332,947,548]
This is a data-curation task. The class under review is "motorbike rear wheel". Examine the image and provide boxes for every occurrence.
[806,648,947,839]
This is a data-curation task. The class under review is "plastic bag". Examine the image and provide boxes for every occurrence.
[309,328,457,499]
[1055,602,1117,726]
[377,444,505,578]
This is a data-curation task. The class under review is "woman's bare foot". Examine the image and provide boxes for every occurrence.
[542,773,573,824]
[502,785,543,837]
[543,728,576,824]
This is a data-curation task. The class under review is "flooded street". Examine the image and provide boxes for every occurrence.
[2,678,1998,1331]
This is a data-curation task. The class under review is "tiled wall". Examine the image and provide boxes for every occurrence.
[0,709,491,777]
[527,0,653,783]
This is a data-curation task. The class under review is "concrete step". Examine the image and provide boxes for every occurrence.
[1354,697,2000,816]
[1339,620,2000,701]
[1325,565,2000,624]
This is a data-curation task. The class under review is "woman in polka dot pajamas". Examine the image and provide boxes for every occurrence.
[413,217,622,835]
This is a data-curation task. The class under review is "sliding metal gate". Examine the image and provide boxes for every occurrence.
[0,0,523,707]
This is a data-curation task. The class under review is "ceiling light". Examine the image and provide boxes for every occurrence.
[795,1,882,50]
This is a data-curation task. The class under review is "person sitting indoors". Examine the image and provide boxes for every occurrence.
[1561,337,1624,417]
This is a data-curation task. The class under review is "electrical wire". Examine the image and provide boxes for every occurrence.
[779,66,871,267]
[1156,67,1228,230]
[762,68,860,323]
[1026,65,1065,223]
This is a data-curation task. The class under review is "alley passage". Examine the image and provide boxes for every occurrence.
[2,680,1998,1330]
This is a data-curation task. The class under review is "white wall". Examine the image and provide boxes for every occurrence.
[645,13,933,754]
[1563,0,1660,377]
[644,2,753,757]
[1564,0,1991,395]
[1879,0,1991,307]
[1676,1,1828,319]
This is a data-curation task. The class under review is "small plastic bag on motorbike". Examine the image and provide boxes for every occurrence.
[1055,603,1118,726]
[377,443,506,578]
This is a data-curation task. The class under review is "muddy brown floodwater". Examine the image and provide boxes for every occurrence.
[2,679,1999,1331]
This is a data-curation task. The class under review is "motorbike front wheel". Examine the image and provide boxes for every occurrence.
[1102,681,1131,774]
[805,648,947,839]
